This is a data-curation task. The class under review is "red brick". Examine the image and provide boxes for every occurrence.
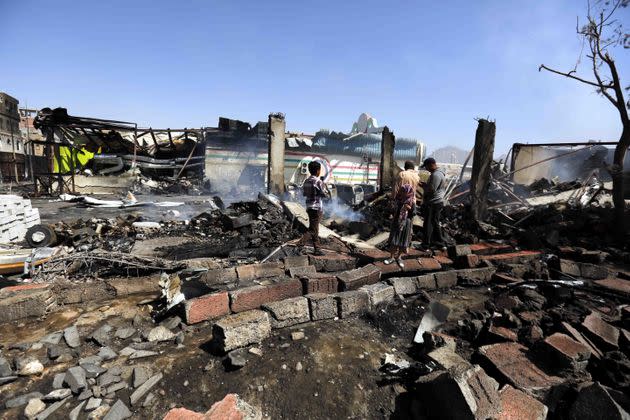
[184,291,230,324]
[353,248,390,263]
[481,251,541,264]
[372,261,403,276]
[236,262,284,281]
[283,255,309,268]
[433,255,454,267]
[229,279,302,313]
[417,258,442,271]
[300,273,339,294]
[405,248,433,258]
[479,342,562,399]
[163,408,204,420]
[498,385,548,420]
[581,312,619,350]
[469,242,513,256]
[0,283,50,295]
[457,254,480,268]
[594,278,630,297]
[337,265,381,291]
[560,321,603,359]
[309,254,356,272]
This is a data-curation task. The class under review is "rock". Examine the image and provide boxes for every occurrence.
[291,331,305,341]
[87,404,110,420]
[176,333,185,345]
[205,393,262,420]
[427,346,472,370]
[146,326,175,342]
[498,385,548,420]
[262,297,310,328]
[46,344,62,360]
[90,325,113,346]
[130,373,163,406]
[102,399,132,420]
[133,366,151,388]
[18,358,44,376]
[81,363,107,379]
[569,382,630,420]
[160,316,182,330]
[24,398,46,419]
[69,401,86,420]
[119,347,135,356]
[0,356,13,377]
[129,350,158,359]
[64,325,81,348]
[40,331,63,346]
[79,355,103,366]
[142,393,156,408]
[416,364,500,419]
[212,310,272,352]
[65,366,88,394]
[97,371,121,387]
[42,388,71,401]
[0,376,18,385]
[97,346,117,361]
[227,349,248,369]
[86,397,103,411]
[78,389,93,401]
[249,347,263,356]
[114,327,136,340]
[423,331,457,351]
[34,396,69,419]
[5,392,44,408]
[52,372,66,389]
[295,362,303,371]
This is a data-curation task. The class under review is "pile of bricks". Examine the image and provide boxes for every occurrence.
[0,195,40,244]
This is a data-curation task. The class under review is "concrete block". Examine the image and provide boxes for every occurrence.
[309,254,356,272]
[360,282,395,306]
[337,264,381,291]
[283,255,310,269]
[287,265,316,278]
[388,277,417,296]
[448,244,471,258]
[335,290,370,318]
[306,293,337,320]
[433,271,457,289]
[262,297,310,328]
[236,262,284,281]
[212,310,272,352]
[200,267,238,286]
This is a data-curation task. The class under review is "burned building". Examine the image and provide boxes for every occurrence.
[0,92,25,182]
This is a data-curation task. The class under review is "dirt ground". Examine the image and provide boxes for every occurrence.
[0,284,491,419]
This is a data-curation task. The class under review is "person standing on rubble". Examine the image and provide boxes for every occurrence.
[420,157,447,249]
[384,162,419,268]
[298,161,329,256]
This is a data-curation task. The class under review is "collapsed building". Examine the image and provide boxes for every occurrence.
[1,107,630,419]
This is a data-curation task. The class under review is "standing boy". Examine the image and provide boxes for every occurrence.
[300,161,329,255]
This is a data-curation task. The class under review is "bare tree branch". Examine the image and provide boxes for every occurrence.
[538,64,614,88]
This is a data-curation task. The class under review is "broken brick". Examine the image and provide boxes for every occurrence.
[480,251,541,265]
[498,385,548,420]
[541,333,591,372]
[560,322,603,360]
[492,273,523,285]
[200,267,238,286]
[283,255,309,269]
[469,242,513,256]
[488,325,518,342]
[594,278,630,297]
[456,254,480,268]
[447,244,471,258]
[478,342,562,399]
[581,312,619,350]
[205,393,261,420]
[287,265,316,278]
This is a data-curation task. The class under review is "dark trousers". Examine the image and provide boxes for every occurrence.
[423,203,444,246]
[305,208,322,249]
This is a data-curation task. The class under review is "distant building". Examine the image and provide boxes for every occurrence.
[0,92,25,181]
[19,108,46,156]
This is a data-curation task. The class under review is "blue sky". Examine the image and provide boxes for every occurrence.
[2,0,628,154]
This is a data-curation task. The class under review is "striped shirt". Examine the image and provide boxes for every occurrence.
[303,176,327,210]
